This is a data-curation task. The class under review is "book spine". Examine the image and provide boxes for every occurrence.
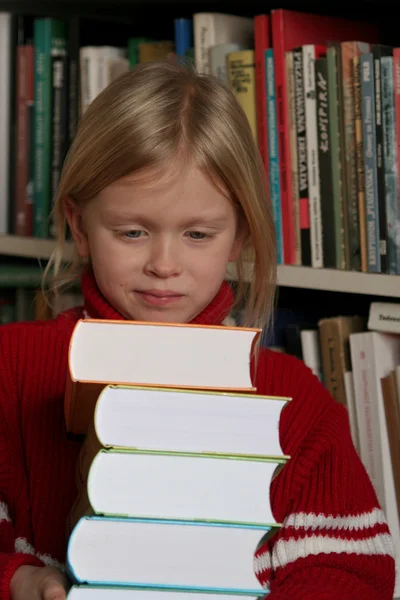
[293,47,311,266]
[271,10,296,264]
[15,44,33,236]
[340,42,370,271]
[193,13,214,74]
[226,50,257,143]
[368,302,400,334]
[381,55,400,274]
[373,47,389,272]
[353,54,368,272]
[0,13,12,234]
[394,48,400,272]
[33,19,66,238]
[303,44,323,268]
[285,50,301,265]
[327,46,345,269]
[33,19,49,238]
[360,52,380,272]
[316,56,336,268]
[50,45,68,237]
[254,14,269,176]
[265,49,284,264]
[174,17,192,58]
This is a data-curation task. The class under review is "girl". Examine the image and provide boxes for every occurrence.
[1,60,395,600]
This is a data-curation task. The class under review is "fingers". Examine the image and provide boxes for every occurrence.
[42,581,67,600]
[40,569,69,600]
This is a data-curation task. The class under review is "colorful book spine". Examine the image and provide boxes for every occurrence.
[327,45,346,269]
[265,49,283,264]
[303,44,324,268]
[381,55,400,274]
[353,53,368,273]
[360,52,380,272]
[174,18,193,59]
[33,17,67,238]
[292,46,311,267]
[315,56,336,268]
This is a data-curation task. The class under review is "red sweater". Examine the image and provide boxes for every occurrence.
[0,268,395,599]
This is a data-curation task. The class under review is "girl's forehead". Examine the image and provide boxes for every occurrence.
[94,165,236,221]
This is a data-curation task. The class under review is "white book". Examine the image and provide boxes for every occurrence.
[97,46,126,92]
[68,587,259,600]
[209,42,244,83]
[68,319,259,390]
[193,13,253,74]
[67,517,268,595]
[93,385,289,457]
[79,46,100,113]
[343,370,360,454]
[87,450,287,526]
[349,330,400,597]
[302,44,323,268]
[367,301,400,334]
[65,320,261,435]
[300,329,322,381]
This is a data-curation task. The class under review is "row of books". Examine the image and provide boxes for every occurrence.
[61,318,290,598]
[191,14,400,275]
[2,8,400,275]
[262,300,400,583]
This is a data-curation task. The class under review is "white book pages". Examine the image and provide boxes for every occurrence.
[69,320,259,390]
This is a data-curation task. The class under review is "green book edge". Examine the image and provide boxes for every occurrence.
[96,448,290,462]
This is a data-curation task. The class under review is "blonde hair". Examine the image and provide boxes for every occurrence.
[45,59,277,331]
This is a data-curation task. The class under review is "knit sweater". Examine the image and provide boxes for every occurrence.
[0,267,395,599]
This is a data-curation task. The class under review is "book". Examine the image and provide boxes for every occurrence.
[80,449,286,527]
[65,320,290,597]
[67,384,290,534]
[81,385,289,458]
[192,12,253,74]
[270,7,379,264]
[66,517,270,594]
[64,319,260,435]
[68,587,259,599]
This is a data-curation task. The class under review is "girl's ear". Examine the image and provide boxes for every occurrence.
[64,196,90,258]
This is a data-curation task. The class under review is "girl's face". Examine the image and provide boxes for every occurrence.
[66,164,244,323]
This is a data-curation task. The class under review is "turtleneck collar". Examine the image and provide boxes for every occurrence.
[80,266,235,326]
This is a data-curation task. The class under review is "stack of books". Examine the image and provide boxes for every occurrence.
[64,318,291,599]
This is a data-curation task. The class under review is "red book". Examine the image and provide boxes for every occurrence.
[271,8,379,264]
[15,43,34,236]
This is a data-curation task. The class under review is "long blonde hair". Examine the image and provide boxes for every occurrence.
[45,59,277,331]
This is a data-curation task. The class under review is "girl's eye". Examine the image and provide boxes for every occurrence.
[186,231,209,240]
[124,230,145,239]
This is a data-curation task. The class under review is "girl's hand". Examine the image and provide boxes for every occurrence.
[10,565,69,600]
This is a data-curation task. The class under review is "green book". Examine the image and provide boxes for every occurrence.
[33,18,67,238]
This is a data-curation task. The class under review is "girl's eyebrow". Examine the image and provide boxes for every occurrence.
[103,211,230,227]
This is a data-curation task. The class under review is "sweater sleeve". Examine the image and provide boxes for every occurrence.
[0,326,44,600]
[252,350,396,599]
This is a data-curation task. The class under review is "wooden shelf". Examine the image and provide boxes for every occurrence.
[226,262,400,298]
[0,235,75,261]
[2,235,399,298]
[277,265,400,297]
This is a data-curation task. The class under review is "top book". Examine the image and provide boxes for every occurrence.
[64,319,261,435]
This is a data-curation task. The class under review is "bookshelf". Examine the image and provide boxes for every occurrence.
[1,0,399,302]
[0,234,74,261]
[226,262,400,298]
[1,234,399,298]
